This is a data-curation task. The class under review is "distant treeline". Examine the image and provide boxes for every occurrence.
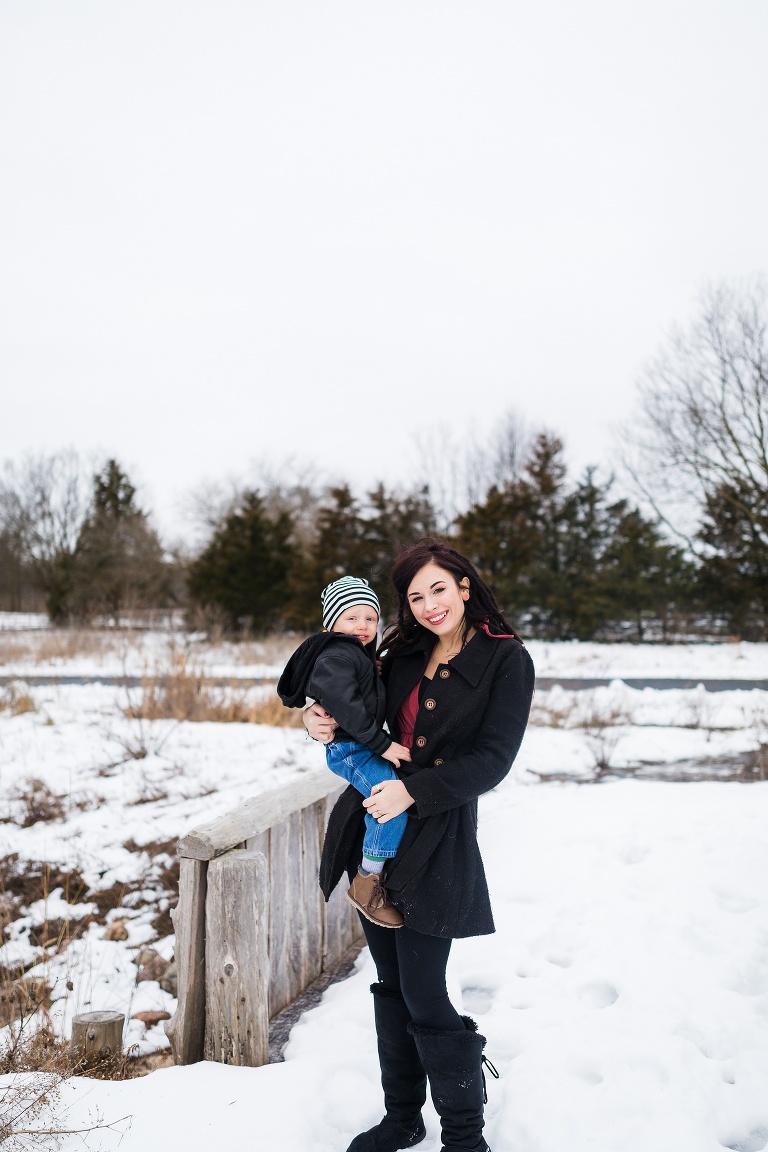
[2,279,766,641]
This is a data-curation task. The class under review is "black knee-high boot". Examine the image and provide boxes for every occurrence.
[408,1016,493,1152]
[346,984,427,1152]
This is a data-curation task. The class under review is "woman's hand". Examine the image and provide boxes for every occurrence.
[363,779,414,823]
[304,702,338,744]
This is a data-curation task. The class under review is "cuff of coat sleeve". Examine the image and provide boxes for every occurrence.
[399,773,435,819]
[366,730,393,757]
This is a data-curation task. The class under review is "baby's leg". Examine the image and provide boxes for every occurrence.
[325,741,408,872]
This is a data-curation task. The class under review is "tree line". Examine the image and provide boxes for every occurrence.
[2,278,766,641]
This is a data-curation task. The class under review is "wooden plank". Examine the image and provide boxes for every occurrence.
[267,810,307,1017]
[166,858,207,1065]
[178,771,344,860]
[204,849,269,1066]
[301,800,325,989]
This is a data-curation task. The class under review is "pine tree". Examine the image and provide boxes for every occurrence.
[456,433,570,633]
[187,490,295,632]
[285,484,436,630]
[457,434,695,639]
[73,460,168,621]
[598,504,695,641]
[697,480,768,639]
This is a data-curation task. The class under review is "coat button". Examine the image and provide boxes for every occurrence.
[416,736,427,748]
[433,758,444,766]
[424,698,436,710]
[439,668,450,679]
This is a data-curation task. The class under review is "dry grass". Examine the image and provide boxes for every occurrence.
[0,1013,136,1150]
[125,652,302,726]
[1,779,66,828]
[210,633,303,668]
[529,691,634,732]
[0,628,122,668]
[0,682,37,717]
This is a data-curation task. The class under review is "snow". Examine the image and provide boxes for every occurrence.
[2,634,768,1150]
[526,639,768,680]
[0,612,49,631]
[3,779,767,1152]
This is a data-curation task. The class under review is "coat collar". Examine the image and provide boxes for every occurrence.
[391,625,500,689]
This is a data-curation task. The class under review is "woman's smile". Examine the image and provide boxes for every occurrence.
[426,610,448,626]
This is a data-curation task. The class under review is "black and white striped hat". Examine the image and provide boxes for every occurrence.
[321,576,381,631]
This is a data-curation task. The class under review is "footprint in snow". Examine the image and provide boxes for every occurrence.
[569,1062,603,1085]
[716,890,759,914]
[722,1126,768,1152]
[578,982,619,1008]
[545,951,574,968]
[461,986,495,1015]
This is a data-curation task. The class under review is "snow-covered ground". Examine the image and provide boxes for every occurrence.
[3,778,767,1152]
[1,634,767,1151]
[527,639,768,680]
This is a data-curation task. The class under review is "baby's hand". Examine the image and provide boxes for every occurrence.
[381,741,412,768]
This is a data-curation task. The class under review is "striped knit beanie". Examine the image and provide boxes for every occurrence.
[321,576,381,631]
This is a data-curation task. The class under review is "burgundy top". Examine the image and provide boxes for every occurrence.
[396,678,422,750]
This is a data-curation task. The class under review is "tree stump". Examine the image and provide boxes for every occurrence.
[71,1011,125,1064]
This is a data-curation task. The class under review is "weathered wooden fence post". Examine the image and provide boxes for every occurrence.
[168,770,364,1068]
[166,858,207,1065]
[204,848,269,1065]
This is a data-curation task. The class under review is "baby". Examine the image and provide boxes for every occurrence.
[277,576,410,928]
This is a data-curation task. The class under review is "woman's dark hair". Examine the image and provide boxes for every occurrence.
[381,538,518,655]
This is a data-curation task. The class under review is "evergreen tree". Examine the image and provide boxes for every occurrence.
[697,480,768,640]
[456,433,571,633]
[187,490,295,631]
[73,460,169,621]
[360,483,436,620]
[598,503,695,641]
[457,434,695,639]
[286,483,437,630]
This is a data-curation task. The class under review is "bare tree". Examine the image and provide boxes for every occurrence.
[0,450,91,619]
[622,277,768,550]
[182,458,325,556]
[412,408,530,531]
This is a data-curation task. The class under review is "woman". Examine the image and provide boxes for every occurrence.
[305,539,535,1152]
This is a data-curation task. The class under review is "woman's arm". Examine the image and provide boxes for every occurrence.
[404,645,535,819]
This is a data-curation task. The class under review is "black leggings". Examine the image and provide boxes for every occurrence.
[360,915,464,1031]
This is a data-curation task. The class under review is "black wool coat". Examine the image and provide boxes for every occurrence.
[319,626,535,938]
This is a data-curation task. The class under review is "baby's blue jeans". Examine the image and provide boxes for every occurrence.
[325,740,408,860]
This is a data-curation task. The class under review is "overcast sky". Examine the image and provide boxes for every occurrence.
[1,1,767,536]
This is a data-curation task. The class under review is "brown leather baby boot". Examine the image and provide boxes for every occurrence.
[347,870,404,928]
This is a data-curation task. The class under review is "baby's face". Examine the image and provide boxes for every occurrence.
[332,604,379,647]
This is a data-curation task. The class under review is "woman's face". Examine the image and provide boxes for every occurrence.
[406,563,469,637]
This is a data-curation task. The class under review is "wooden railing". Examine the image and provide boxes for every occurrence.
[166,771,364,1067]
